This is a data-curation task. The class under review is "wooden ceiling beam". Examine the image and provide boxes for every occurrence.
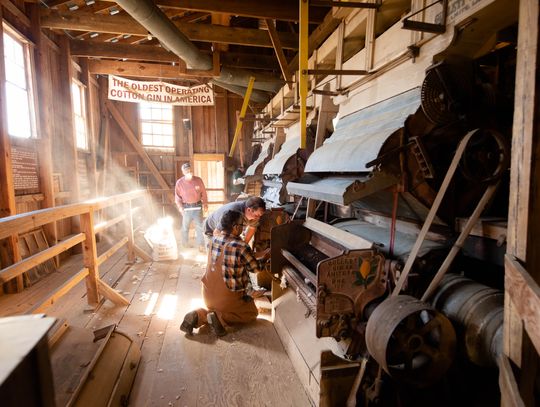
[98,0,328,23]
[41,10,299,49]
[70,40,185,64]
[219,52,280,71]
[87,59,209,80]
[265,19,292,88]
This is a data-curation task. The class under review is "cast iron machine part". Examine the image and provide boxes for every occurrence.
[365,295,456,388]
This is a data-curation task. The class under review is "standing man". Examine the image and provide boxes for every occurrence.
[175,162,208,252]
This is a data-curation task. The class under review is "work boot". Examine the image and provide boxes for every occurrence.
[207,312,226,337]
[180,311,198,335]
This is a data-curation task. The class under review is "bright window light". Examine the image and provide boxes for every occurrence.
[3,30,36,139]
[139,102,174,148]
[71,81,88,150]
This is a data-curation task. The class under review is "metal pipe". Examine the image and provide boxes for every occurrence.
[431,274,503,367]
[113,0,284,95]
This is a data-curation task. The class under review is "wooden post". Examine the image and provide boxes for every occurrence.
[299,0,309,149]
[80,58,98,198]
[30,4,58,255]
[80,210,100,306]
[59,36,80,203]
[0,10,23,292]
[503,0,540,404]
[126,201,135,263]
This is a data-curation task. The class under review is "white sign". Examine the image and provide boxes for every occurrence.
[108,75,214,106]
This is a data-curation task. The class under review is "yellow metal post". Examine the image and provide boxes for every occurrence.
[229,76,256,157]
[299,0,309,149]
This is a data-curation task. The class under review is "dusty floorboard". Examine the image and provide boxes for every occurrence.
[4,243,312,406]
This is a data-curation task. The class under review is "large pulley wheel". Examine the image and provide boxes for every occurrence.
[459,129,509,183]
[365,295,456,387]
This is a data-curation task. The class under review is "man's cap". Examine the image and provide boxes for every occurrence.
[181,163,191,171]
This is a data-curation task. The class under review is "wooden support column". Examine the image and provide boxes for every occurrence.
[125,201,135,263]
[97,76,110,196]
[334,22,344,90]
[503,0,540,405]
[0,10,23,292]
[80,59,98,197]
[80,211,100,306]
[30,4,58,250]
[299,0,309,149]
[59,36,80,203]
[365,9,377,72]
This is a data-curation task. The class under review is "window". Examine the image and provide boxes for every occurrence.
[138,102,174,148]
[71,80,88,150]
[2,27,36,138]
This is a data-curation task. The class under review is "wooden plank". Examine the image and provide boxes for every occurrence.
[0,8,23,292]
[265,19,293,88]
[88,59,207,80]
[505,254,540,356]
[29,268,89,314]
[70,40,182,63]
[97,278,130,306]
[105,100,171,191]
[97,237,129,266]
[498,354,526,407]
[80,212,100,305]
[0,203,88,240]
[0,233,85,284]
[43,10,298,49]
[505,0,540,371]
[133,244,152,263]
[99,0,328,23]
[94,213,127,234]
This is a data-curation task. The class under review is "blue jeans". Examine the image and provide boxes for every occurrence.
[181,209,204,246]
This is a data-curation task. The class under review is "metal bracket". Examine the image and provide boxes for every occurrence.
[402,0,448,34]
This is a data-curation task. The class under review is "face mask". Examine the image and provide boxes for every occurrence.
[185,173,193,180]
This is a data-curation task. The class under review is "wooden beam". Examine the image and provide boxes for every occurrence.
[265,19,293,89]
[0,10,23,292]
[498,354,526,407]
[88,59,207,80]
[80,212,100,306]
[505,255,540,357]
[133,243,152,263]
[289,11,341,71]
[0,233,86,284]
[59,36,80,203]
[105,100,171,191]
[220,52,280,71]
[97,236,129,266]
[299,0,308,150]
[97,278,130,306]
[41,10,299,49]
[29,268,90,314]
[505,0,540,369]
[70,40,184,63]
[30,4,58,250]
[100,0,328,23]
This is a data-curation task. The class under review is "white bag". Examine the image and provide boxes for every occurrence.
[144,217,178,261]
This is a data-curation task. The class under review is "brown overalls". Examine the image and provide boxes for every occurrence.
[194,242,258,327]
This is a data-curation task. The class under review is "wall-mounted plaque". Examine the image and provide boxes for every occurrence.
[11,146,40,193]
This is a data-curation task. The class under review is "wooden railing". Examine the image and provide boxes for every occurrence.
[0,190,151,312]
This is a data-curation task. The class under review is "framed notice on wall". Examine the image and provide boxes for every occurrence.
[11,146,40,195]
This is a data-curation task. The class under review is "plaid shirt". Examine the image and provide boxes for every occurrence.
[211,234,262,293]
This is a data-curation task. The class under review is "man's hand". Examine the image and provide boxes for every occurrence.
[251,289,267,298]
[203,204,208,213]
[255,248,271,260]
[177,205,184,215]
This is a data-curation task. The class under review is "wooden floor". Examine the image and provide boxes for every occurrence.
[0,243,312,407]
